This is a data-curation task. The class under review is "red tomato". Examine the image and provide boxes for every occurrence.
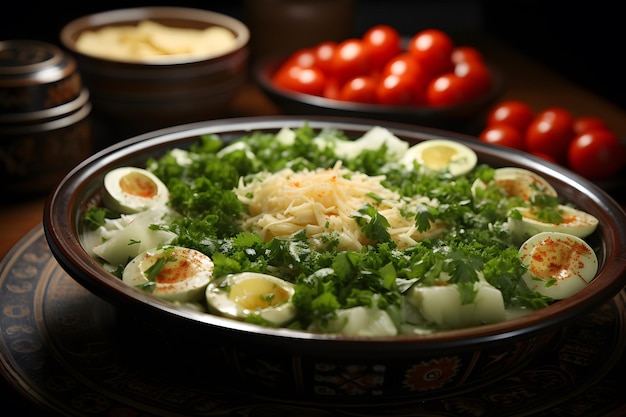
[382,53,432,87]
[524,107,575,163]
[573,116,609,135]
[407,28,455,77]
[330,38,373,84]
[323,77,342,100]
[338,75,378,103]
[451,46,484,64]
[382,52,419,76]
[362,24,401,72]
[425,73,472,107]
[486,100,535,132]
[453,59,492,99]
[479,124,525,150]
[376,72,425,106]
[312,41,336,75]
[283,48,316,68]
[567,129,626,180]
[272,65,326,96]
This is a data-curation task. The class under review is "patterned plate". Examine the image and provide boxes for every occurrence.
[1,226,625,417]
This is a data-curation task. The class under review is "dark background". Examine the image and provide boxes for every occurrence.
[2,0,623,110]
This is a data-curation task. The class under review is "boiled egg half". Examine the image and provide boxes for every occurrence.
[489,167,557,201]
[509,204,599,240]
[471,167,559,205]
[123,246,214,302]
[400,139,477,177]
[518,231,598,299]
[206,272,296,326]
[103,167,170,214]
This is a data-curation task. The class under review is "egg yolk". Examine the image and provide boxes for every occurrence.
[496,179,534,201]
[119,171,159,198]
[422,145,458,170]
[229,277,291,309]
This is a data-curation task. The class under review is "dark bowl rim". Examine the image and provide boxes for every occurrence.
[43,115,626,353]
[253,54,504,118]
[59,6,250,66]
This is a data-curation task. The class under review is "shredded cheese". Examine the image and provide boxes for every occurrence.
[235,161,442,251]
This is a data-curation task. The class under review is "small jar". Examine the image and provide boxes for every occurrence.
[1,40,93,199]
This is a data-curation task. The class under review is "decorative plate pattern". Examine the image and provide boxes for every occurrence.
[1,226,625,416]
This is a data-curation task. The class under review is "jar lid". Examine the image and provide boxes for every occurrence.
[0,88,90,126]
[0,39,82,114]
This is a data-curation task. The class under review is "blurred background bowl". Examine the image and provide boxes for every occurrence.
[60,6,250,142]
[254,55,503,135]
[1,39,93,199]
[43,116,626,404]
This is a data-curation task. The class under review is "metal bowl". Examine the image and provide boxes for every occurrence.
[43,116,626,404]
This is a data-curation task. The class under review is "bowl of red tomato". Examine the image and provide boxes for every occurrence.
[477,100,626,196]
[254,25,503,134]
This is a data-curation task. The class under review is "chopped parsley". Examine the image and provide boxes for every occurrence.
[92,125,560,329]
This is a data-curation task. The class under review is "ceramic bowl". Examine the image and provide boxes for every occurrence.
[1,39,93,198]
[43,116,626,404]
[60,7,250,141]
[254,56,503,135]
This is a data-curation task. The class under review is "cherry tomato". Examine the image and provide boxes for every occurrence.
[376,72,425,106]
[451,46,483,64]
[338,75,378,103]
[573,116,609,135]
[407,28,455,77]
[382,52,432,87]
[567,129,626,180]
[453,59,492,99]
[524,107,575,163]
[330,38,372,85]
[322,77,342,100]
[282,48,316,68]
[382,52,419,76]
[479,124,525,150]
[312,41,336,75]
[272,65,326,96]
[425,73,472,107]
[362,24,401,72]
[486,100,535,132]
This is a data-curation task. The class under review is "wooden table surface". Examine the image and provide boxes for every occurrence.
[1,32,625,414]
